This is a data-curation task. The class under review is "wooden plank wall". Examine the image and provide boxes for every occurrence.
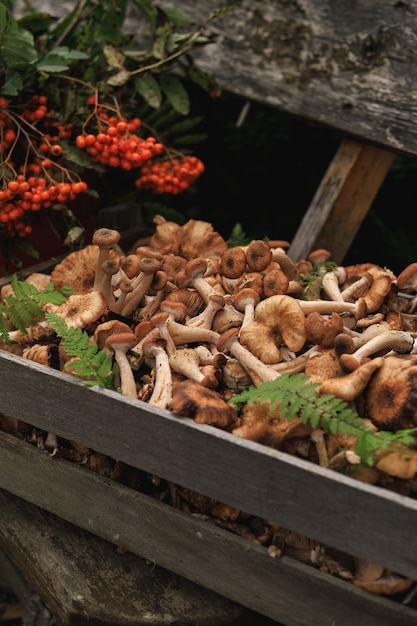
[174,0,417,157]
[14,1,417,156]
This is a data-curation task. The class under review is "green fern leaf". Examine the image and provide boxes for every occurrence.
[46,312,114,389]
[0,275,71,341]
[229,373,417,466]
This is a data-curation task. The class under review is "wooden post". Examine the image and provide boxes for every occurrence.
[288,138,396,264]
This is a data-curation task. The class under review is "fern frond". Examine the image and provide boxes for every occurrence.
[229,373,417,466]
[0,275,72,342]
[46,312,114,389]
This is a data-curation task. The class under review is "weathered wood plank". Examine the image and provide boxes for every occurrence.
[0,488,244,626]
[1,350,417,580]
[288,138,396,262]
[171,0,417,157]
[1,438,416,626]
[13,1,417,156]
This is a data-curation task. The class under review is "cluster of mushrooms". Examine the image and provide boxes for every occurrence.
[2,216,417,597]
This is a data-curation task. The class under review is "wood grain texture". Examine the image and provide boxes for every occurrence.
[171,0,417,156]
[288,138,396,261]
[1,441,416,626]
[0,488,243,626]
[14,1,417,155]
[1,351,417,582]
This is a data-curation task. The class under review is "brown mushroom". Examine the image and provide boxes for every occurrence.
[362,355,417,430]
[316,357,384,402]
[50,244,99,294]
[217,328,281,387]
[339,330,414,371]
[245,240,273,272]
[304,312,344,349]
[142,335,172,409]
[105,331,138,399]
[232,288,261,331]
[43,291,106,329]
[168,379,236,428]
[239,295,307,364]
[220,247,247,279]
[92,228,121,292]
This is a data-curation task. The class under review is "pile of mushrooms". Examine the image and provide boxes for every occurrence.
[2,216,417,597]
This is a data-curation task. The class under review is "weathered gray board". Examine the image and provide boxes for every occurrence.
[1,349,417,617]
[173,0,417,157]
[1,434,417,626]
[14,0,417,157]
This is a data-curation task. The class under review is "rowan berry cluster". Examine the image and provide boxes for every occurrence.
[135,156,205,194]
[75,105,164,171]
[0,96,87,239]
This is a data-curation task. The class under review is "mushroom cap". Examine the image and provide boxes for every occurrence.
[304,311,344,349]
[178,219,228,262]
[362,355,417,430]
[51,245,100,294]
[220,247,247,279]
[232,287,261,312]
[93,320,133,350]
[262,268,289,297]
[397,262,417,293]
[245,240,273,272]
[92,227,121,249]
[239,294,307,363]
[105,331,138,353]
[45,291,106,329]
[168,379,237,428]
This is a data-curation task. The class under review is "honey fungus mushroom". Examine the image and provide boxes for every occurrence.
[361,355,417,430]
[168,379,237,428]
[239,295,307,364]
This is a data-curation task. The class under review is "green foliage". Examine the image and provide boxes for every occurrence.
[46,312,114,389]
[227,223,251,247]
[0,1,234,114]
[301,261,338,300]
[0,275,71,341]
[230,373,417,466]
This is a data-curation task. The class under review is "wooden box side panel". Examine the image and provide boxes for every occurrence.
[1,350,417,581]
[1,432,417,626]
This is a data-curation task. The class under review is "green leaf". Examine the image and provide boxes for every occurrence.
[103,43,126,70]
[134,74,162,109]
[36,53,70,73]
[107,68,131,87]
[159,74,189,115]
[1,26,38,69]
[159,6,192,29]
[0,71,23,96]
[187,65,221,97]
[153,21,172,60]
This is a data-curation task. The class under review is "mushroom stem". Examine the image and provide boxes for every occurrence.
[105,333,138,399]
[217,328,280,387]
[340,330,414,371]
[142,337,172,409]
[119,257,163,316]
[166,318,220,346]
[186,293,225,329]
[297,297,367,320]
[169,347,218,388]
[316,357,385,401]
[321,271,345,302]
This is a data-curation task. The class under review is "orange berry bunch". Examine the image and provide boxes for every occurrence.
[75,107,164,171]
[0,95,88,239]
[135,156,205,194]
[0,175,87,239]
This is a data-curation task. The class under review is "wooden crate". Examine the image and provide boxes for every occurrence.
[0,344,417,626]
[2,2,417,624]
